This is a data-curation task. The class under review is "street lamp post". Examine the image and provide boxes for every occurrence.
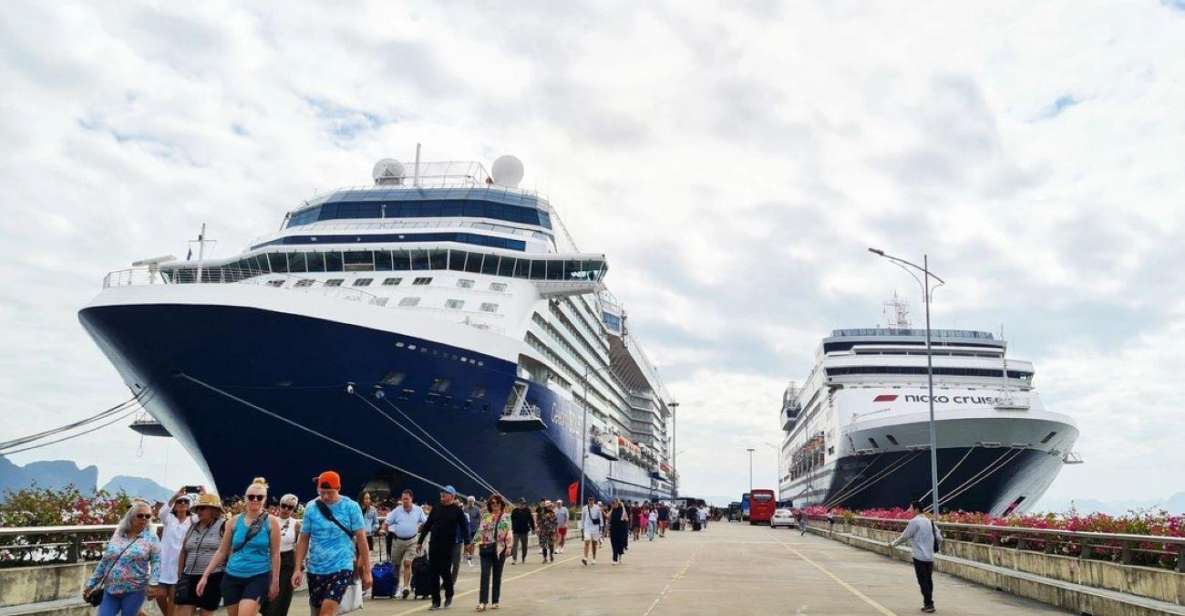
[868,248,945,516]
[746,448,755,495]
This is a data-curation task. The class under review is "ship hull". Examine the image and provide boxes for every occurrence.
[79,300,670,502]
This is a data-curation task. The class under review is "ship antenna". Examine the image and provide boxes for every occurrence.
[187,223,216,279]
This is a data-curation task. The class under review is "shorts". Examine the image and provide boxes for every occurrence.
[176,573,222,611]
[220,572,270,605]
[307,570,354,608]
[583,528,601,542]
[390,537,418,564]
[557,527,567,538]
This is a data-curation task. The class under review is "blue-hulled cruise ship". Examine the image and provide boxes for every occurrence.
[80,155,677,502]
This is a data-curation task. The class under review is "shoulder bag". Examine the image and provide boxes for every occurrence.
[232,513,269,553]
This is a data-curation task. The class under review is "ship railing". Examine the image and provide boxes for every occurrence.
[252,218,553,247]
[102,267,389,306]
[832,516,1185,572]
[0,524,132,566]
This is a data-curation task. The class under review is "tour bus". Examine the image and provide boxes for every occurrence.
[748,489,777,525]
[741,492,751,520]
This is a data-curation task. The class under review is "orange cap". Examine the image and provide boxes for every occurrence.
[315,471,341,490]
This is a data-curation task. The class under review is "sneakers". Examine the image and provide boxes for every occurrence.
[581,557,587,566]
[921,607,935,613]
[402,588,411,600]
[510,559,517,566]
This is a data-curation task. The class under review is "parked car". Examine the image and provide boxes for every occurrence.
[770,508,797,529]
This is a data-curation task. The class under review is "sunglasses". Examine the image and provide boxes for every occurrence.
[246,494,266,502]
[279,503,294,510]
[135,513,152,520]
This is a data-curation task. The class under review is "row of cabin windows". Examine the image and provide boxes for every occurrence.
[267,276,502,313]
[166,248,606,283]
[286,199,553,230]
[826,366,1034,380]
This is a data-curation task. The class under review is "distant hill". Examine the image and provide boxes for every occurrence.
[102,476,173,503]
[0,454,98,495]
[0,454,172,503]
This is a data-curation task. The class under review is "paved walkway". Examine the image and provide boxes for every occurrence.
[355,522,1071,615]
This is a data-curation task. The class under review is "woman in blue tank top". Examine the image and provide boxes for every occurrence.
[196,478,281,616]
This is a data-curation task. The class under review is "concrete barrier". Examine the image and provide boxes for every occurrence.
[805,520,1185,616]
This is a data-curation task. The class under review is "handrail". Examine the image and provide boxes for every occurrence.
[0,524,158,567]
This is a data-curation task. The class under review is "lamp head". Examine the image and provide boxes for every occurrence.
[868,247,885,256]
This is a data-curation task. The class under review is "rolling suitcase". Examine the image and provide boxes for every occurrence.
[409,555,432,600]
[371,541,396,598]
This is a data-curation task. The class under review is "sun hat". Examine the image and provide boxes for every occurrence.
[191,493,224,511]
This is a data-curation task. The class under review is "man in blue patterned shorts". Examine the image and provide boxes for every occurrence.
[293,471,373,616]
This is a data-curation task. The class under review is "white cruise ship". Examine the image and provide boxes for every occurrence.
[80,154,676,501]
[778,300,1080,515]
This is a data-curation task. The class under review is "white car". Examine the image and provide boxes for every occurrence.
[770,508,797,528]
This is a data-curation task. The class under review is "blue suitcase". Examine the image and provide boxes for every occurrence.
[371,541,396,598]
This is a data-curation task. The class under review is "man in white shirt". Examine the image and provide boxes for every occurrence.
[889,501,943,613]
[554,500,569,553]
[379,489,427,599]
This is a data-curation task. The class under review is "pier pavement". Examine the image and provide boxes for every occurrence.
[351,521,1070,616]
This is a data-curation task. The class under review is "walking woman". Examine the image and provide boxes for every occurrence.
[196,478,281,616]
[262,494,301,616]
[175,493,226,616]
[536,503,557,563]
[475,494,512,612]
[157,490,195,616]
[608,499,630,565]
[360,491,377,551]
[83,500,163,616]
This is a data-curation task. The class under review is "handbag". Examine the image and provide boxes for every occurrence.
[86,537,142,606]
[478,513,504,558]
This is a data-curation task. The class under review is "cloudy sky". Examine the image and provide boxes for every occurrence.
[2,1,1184,508]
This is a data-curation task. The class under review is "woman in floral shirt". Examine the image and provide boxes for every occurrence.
[475,494,512,611]
[84,500,163,616]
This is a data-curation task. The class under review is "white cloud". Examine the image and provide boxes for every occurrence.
[2,1,1184,507]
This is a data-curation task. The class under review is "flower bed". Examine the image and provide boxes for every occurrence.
[799,505,1185,570]
[0,484,133,566]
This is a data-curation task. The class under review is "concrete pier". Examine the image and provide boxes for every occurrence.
[358,522,1068,615]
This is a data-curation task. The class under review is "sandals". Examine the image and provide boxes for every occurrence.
[475,605,486,612]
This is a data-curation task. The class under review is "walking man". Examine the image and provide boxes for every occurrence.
[554,500,569,553]
[293,471,373,616]
[378,489,426,599]
[509,498,534,565]
[415,486,467,610]
[580,496,602,566]
[463,496,482,567]
[889,500,943,613]
[797,508,807,536]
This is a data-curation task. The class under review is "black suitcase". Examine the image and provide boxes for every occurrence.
[692,520,702,531]
[409,556,432,599]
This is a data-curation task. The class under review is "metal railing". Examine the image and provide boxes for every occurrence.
[102,268,386,305]
[0,525,126,566]
[836,516,1185,572]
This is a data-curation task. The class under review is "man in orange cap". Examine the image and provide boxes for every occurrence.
[293,471,372,616]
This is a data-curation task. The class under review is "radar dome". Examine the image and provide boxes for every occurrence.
[372,159,405,185]
[491,155,524,187]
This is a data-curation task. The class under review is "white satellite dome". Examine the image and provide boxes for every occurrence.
[491,155,524,187]
[372,159,406,185]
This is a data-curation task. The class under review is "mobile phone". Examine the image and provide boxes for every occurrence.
[183,485,201,494]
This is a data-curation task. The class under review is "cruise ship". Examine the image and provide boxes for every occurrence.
[79,154,676,502]
[778,300,1079,515]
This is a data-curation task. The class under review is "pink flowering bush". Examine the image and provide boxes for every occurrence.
[0,484,133,566]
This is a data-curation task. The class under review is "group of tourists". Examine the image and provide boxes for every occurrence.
[577,497,676,566]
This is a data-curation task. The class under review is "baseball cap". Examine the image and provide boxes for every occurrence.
[315,471,341,490]
[442,485,457,496]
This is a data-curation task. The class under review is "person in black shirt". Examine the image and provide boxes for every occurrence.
[509,499,535,565]
[416,486,469,610]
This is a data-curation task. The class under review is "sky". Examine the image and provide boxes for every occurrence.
[2,1,1184,509]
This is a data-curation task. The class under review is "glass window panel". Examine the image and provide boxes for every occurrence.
[393,249,411,270]
[498,257,515,277]
[325,251,343,272]
[448,250,466,272]
[530,260,547,280]
[306,251,325,272]
[429,249,448,270]
[344,250,374,271]
[546,260,563,280]
[374,250,393,271]
[268,253,289,273]
[481,254,499,275]
[564,260,582,280]
[464,252,483,273]
[410,249,430,270]
[288,252,307,273]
